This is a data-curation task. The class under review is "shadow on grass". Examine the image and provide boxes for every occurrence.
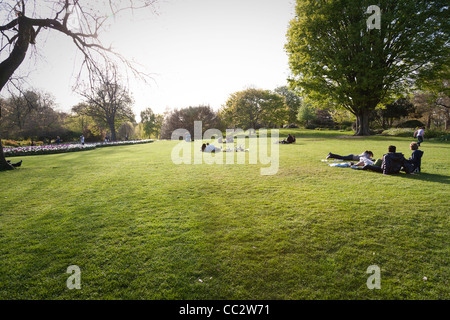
[395,172,449,185]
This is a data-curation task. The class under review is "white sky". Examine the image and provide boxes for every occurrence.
[19,0,296,121]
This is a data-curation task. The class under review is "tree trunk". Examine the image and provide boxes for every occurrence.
[0,135,14,171]
[0,18,34,170]
[354,109,371,136]
[108,120,117,141]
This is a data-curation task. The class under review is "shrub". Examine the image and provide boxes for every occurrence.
[2,139,19,147]
[381,128,415,137]
[425,129,449,139]
[381,128,449,139]
[397,120,425,128]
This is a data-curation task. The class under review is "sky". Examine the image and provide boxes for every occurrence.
[18,0,297,121]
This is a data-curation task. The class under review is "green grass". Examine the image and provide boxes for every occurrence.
[0,129,449,299]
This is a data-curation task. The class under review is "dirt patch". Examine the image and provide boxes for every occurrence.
[335,135,365,138]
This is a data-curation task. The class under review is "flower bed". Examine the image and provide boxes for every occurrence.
[90,139,155,148]
[3,139,154,157]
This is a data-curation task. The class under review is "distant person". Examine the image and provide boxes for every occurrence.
[381,145,412,175]
[56,136,60,144]
[414,127,425,146]
[80,135,85,145]
[201,143,221,153]
[327,151,373,161]
[406,142,424,173]
[278,134,296,144]
[7,160,22,167]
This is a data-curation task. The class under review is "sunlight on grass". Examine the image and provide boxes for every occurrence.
[1,129,449,299]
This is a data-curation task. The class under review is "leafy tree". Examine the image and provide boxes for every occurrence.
[414,67,450,130]
[117,121,136,140]
[160,105,222,140]
[372,98,414,129]
[0,0,158,170]
[296,101,316,126]
[1,89,69,141]
[413,90,450,130]
[220,88,287,130]
[286,0,449,136]
[274,86,302,124]
[141,107,163,139]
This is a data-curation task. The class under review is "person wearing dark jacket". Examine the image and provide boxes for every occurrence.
[279,134,296,144]
[406,142,424,173]
[381,145,412,175]
[6,160,22,167]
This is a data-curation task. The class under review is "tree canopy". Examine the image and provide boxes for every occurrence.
[160,105,222,140]
[220,88,288,130]
[286,0,449,135]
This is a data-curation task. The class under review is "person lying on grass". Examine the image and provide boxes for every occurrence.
[201,143,222,153]
[328,151,374,168]
[6,160,22,168]
[327,150,373,161]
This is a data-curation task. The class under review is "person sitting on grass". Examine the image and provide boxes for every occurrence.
[381,145,413,175]
[359,157,383,172]
[405,142,424,173]
[279,134,296,144]
[327,150,373,161]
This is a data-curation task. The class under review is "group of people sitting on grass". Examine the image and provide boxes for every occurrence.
[326,142,424,175]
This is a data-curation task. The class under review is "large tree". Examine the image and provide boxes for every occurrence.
[0,0,157,170]
[286,0,449,135]
[220,88,288,130]
[2,89,64,140]
[141,107,164,139]
[73,67,135,141]
[160,105,222,140]
[274,86,302,125]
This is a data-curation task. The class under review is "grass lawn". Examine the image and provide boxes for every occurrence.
[0,129,448,300]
